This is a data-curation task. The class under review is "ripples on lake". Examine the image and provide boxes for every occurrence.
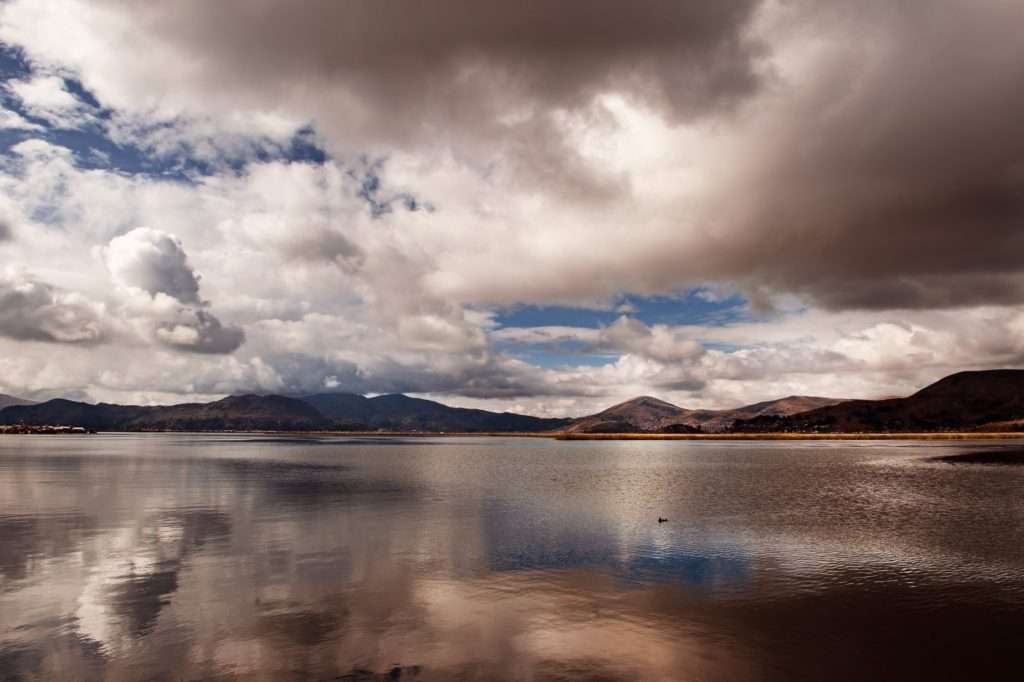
[1,435,1023,681]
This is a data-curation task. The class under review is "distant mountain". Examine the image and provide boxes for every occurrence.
[6,371,1021,434]
[732,370,1024,433]
[685,395,847,432]
[302,392,571,432]
[0,398,153,431]
[565,395,845,434]
[300,393,376,423]
[565,396,694,433]
[0,395,329,432]
[0,393,35,410]
[129,395,329,431]
[0,392,570,433]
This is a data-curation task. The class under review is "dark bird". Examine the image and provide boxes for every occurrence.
[658,517,668,523]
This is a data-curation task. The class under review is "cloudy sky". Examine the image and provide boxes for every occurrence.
[1,0,1023,415]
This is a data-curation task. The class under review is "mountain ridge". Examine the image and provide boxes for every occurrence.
[4,370,1024,433]
[732,370,1024,433]
[565,394,846,434]
[301,392,571,432]
[0,392,570,433]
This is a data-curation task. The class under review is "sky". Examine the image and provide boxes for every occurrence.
[1,0,1023,416]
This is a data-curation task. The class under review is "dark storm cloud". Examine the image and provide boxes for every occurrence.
[100,0,1024,311]
[703,0,1024,310]
[81,0,767,199]
[116,0,765,119]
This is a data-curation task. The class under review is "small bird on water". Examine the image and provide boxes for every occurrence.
[657,517,668,523]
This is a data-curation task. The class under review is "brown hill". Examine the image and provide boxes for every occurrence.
[684,396,847,432]
[565,396,691,433]
[732,370,1024,433]
[566,395,846,434]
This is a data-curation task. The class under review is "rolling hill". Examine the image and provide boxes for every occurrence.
[5,370,1024,434]
[564,395,845,434]
[732,370,1024,433]
[564,396,694,433]
[302,392,571,432]
[0,395,329,431]
[0,392,570,433]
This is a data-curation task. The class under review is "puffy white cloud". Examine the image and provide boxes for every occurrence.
[0,106,44,131]
[4,74,96,129]
[595,316,705,363]
[104,227,202,304]
[101,227,244,354]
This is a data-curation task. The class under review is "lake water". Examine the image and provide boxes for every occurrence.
[1,435,1023,681]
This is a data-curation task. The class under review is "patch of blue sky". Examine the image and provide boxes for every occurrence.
[495,289,749,330]
[1,44,332,180]
[2,44,436,224]
[703,341,743,353]
[0,43,30,80]
[497,343,616,369]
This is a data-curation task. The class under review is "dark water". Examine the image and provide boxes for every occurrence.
[2,436,1023,681]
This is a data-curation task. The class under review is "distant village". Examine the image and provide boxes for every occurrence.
[0,425,92,435]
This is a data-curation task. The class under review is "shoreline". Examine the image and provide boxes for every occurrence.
[6,429,1024,440]
[551,432,1024,440]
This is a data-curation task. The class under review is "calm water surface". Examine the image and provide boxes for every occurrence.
[1,435,1023,681]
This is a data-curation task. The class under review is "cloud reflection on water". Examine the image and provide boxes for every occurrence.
[2,436,1024,680]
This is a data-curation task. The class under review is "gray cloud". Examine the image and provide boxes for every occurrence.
[112,0,765,121]
[2,0,1024,410]
[700,0,1024,310]
[12,0,1022,312]
[0,220,10,241]
[0,273,107,344]
[156,309,245,355]
[5,0,767,200]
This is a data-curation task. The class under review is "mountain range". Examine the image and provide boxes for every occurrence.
[733,370,1024,433]
[2,369,1024,433]
[0,392,570,433]
[564,395,845,434]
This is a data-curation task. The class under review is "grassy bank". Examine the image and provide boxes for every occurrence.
[10,429,1024,440]
[262,430,1024,440]
[552,432,1024,440]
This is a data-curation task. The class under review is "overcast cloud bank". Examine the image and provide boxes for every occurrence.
[1,0,1022,414]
